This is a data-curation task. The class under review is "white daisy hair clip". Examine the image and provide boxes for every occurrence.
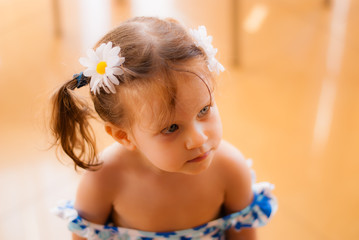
[189,26,225,75]
[78,42,125,95]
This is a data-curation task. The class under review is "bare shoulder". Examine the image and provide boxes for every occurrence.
[212,140,253,213]
[212,140,248,178]
[80,143,128,191]
[74,143,129,224]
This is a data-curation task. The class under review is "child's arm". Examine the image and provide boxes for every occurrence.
[217,141,257,240]
[72,166,115,240]
[72,233,87,240]
[226,227,257,240]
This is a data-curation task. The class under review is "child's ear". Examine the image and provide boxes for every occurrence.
[104,123,136,151]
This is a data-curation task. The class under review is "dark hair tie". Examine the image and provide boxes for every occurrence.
[73,72,88,89]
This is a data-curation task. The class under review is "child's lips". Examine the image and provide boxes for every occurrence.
[187,151,211,163]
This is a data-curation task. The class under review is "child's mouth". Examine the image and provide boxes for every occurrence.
[187,151,211,163]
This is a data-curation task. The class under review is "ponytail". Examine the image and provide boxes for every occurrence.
[50,77,102,170]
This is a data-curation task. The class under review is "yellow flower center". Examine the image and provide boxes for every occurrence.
[96,61,107,75]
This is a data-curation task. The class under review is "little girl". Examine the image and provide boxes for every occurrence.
[51,17,277,240]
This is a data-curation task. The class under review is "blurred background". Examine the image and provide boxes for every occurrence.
[0,0,358,239]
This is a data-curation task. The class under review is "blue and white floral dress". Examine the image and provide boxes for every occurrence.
[53,163,277,240]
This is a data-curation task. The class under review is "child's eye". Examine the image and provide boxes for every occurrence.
[161,124,179,134]
[197,105,210,118]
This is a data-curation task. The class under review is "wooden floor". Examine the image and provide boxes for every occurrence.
[0,0,358,239]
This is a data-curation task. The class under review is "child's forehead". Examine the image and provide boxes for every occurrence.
[135,73,213,131]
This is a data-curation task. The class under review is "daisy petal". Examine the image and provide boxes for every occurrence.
[86,49,99,62]
[79,57,95,68]
[105,42,113,51]
[217,62,225,73]
[95,87,101,95]
[112,67,124,75]
[84,68,97,77]
[108,74,120,85]
[199,25,206,34]
[103,42,113,60]
[106,67,113,75]
[109,46,121,56]
[103,76,116,93]
[118,57,125,65]
[91,84,98,94]
[95,43,106,59]
[107,56,120,67]
[90,75,101,89]
[102,84,111,94]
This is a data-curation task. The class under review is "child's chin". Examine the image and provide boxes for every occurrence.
[181,159,212,175]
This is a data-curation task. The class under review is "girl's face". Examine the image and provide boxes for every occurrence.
[130,73,223,175]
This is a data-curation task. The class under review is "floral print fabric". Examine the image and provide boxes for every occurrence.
[52,182,277,240]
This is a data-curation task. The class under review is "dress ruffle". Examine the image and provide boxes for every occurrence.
[52,182,277,240]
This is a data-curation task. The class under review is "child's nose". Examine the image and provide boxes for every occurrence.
[185,123,208,150]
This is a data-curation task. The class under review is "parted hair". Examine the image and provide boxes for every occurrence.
[50,16,213,170]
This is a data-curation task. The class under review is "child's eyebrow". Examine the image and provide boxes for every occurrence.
[151,99,212,134]
[193,94,213,111]
[148,114,176,134]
